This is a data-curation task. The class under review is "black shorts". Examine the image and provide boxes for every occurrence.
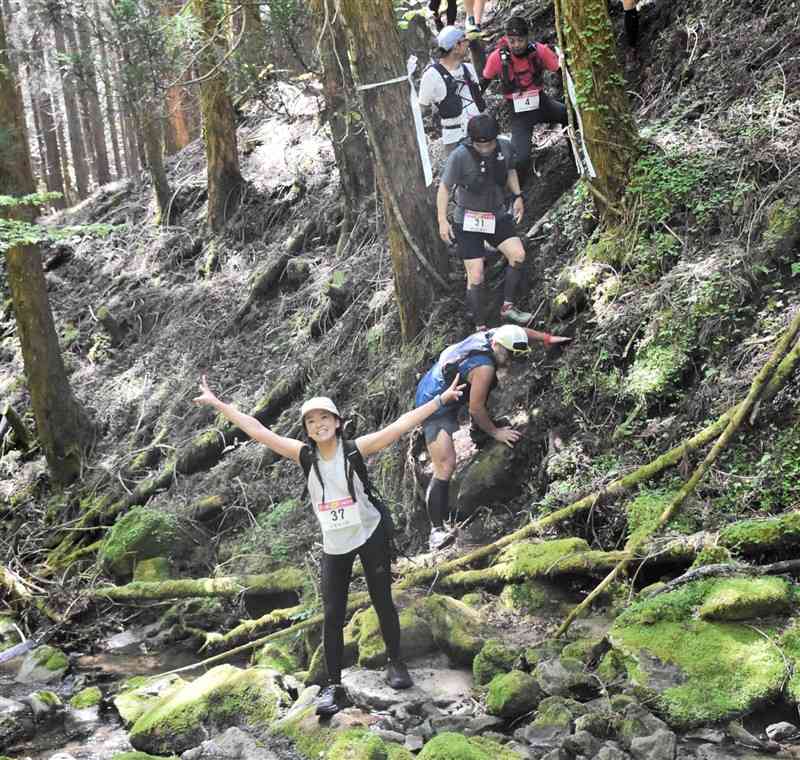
[454,213,517,260]
[422,408,460,444]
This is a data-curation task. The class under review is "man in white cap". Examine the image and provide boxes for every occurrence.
[193,372,464,717]
[418,25,485,155]
[415,324,570,551]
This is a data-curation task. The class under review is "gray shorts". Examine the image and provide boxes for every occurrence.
[422,410,460,444]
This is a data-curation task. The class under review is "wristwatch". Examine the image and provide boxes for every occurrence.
[512,193,523,200]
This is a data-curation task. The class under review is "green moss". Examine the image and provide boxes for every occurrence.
[31,690,61,707]
[271,704,333,759]
[497,538,591,579]
[624,321,691,403]
[133,557,171,583]
[31,645,68,672]
[698,577,792,621]
[99,507,181,578]
[70,686,102,709]
[417,733,526,760]
[499,581,548,614]
[764,198,800,248]
[626,488,697,543]
[610,579,788,727]
[583,229,625,268]
[327,728,388,759]
[531,696,579,728]
[720,512,800,554]
[560,638,600,664]
[111,754,179,760]
[385,745,415,760]
[355,602,435,667]
[690,546,732,568]
[130,665,286,754]
[252,641,302,673]
[486,670,542,718]
[421,595,484,666]
[473,638,517,686]
[779,622,800,702]
[460,593,483,609]
[596,649,625,684]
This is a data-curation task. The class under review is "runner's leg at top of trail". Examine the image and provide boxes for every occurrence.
[464,0,486,32]
[622,0,640,48]
[497,235,532,326]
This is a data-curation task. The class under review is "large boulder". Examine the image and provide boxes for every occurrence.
[486,670,544,718]
[129,666,289,755]
[420,595,485,666]
[473,638,517,686]
[114,674,187,727]
[418,732,526,760]
[181,727,278,760]
[99,507,184,579]
[609,578,789,727]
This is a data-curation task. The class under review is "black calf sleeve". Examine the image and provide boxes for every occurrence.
[426,477,450,528]
[446,0,457,24]
[503,264,525,305]
[624,8,639,48]
[465,283,486,327]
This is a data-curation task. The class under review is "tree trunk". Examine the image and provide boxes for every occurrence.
[94,1,123,178]
[193,0,244,231]
[0,13,91,484]
[555,0,638,217]
[227,0,268,105]
[337,0,448,341]
[162,0,197,155]
[140,107,173,224]
[310,0,374,211]
[52,14,91,198]
[30,32,66,209]
[76,12,111,184]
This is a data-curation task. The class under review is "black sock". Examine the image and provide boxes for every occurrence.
[624,8,639,48]
[426,478,450,528]
[503,264,524,305]
[465,283,486,327]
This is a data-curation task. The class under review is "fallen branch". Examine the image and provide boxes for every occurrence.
[93,569,306,602]
[207,602,309,652]
[556,308,800,636]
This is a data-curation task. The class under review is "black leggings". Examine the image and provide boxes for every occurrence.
[321,522,400,684]
[509,91,569,170]
[429,0,458,25]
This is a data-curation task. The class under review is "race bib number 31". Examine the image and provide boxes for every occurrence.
[318,496,362,532]
[463,210,496,234]
[513,90,540,113]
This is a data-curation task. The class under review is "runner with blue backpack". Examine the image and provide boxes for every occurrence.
[192,373,464,717]
[415,324,570,551]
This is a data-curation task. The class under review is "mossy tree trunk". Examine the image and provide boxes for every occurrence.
[141,105,174,224]
[556,0,638,218]
[0,13,91,484]
[338,0,447,342]
[193,0,244,232]
[310,0,375,213]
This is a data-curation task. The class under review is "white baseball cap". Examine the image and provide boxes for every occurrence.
[300,396,341,423]
[492,325,530,355]
[437,26,466,51]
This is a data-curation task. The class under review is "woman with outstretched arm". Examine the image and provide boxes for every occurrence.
[192,373,464,717]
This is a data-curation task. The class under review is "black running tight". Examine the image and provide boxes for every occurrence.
[429,0,458,25]
[320,522,400,684]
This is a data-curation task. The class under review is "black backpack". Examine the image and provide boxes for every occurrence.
[430,62,487,118]
[299,439,397,544]
[498,42,543,95]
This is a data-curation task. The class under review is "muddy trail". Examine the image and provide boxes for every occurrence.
[1,0,800,758]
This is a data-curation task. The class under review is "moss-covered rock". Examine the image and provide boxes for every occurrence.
[560,637,601,664]
[114,674,187,727]
[327,728,388,759]
[473,638,517,686]
[129,665,288,754]
[99,507,183,579]
[779,622,800,703]
[625,488,697,543]
[486,670,544,718]
[15,644,69,684]
[698,577,792,621]
[763,198,800,255]
[609,578,788,727]
[70,686,103,709]
[719,512,800,555]
[460,592,483,609]
[418,732,524,760]
[420,595,485,666]
[499,581,548,614]
[133,556,172,583]
[252,640,303,673]
[353,603,436,667]
[306,626,358,686]
[689,545,733,568]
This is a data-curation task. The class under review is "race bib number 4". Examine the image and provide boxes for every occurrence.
[463,210,496,234]
[318,496,362,532]
[513,90,540,113]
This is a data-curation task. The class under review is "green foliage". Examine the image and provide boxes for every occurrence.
[240,499,302,565]
[0,218,118,253]
[626,148,753,227]
[625,487,697,542]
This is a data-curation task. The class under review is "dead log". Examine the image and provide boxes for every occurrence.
[93,568,306,602]
[2,402,30,449]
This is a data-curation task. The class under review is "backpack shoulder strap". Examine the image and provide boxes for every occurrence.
[299,445,313,478]
[343,439,371,503]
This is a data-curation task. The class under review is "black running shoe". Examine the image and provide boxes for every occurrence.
[315,684,346,717]
[386,660,414,690]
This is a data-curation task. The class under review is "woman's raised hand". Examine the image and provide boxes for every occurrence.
[441,373,466,406]
[193,375,219,407]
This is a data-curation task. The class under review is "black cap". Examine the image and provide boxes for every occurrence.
[506,16,529,36]
[467,113,499,142]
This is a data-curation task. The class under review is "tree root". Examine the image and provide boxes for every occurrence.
[556,310,800,636]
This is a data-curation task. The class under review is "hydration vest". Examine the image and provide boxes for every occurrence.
[499,42,544,95]
[460,141,510,194]
[428,62,487,119]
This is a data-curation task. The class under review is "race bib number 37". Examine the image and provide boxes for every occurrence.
[513,90,540,113]
[463,210,496,234]
[318,496,362,532]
